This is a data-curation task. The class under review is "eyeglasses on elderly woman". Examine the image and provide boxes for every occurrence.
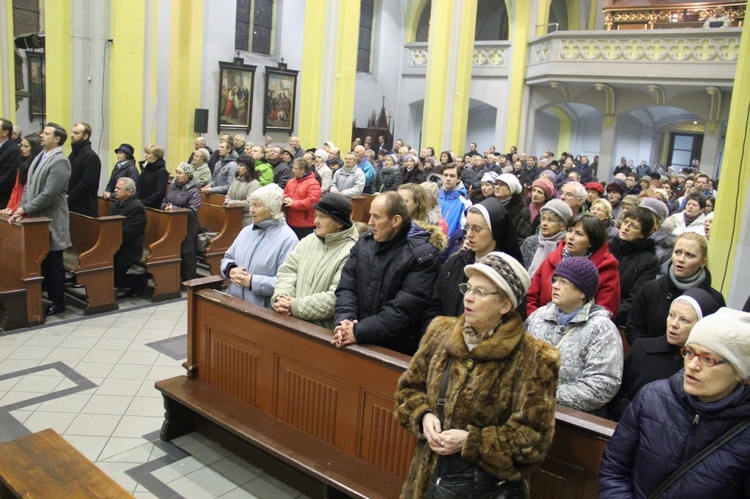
[458,282,499,300]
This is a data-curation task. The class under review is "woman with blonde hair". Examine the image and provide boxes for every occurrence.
[590,198,618,238]
[136,144,169,208]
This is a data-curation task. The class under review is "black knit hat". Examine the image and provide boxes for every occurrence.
[314,193,353,229]
[553,257,599,299]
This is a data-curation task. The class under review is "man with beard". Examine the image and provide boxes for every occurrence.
[67,122,101,217]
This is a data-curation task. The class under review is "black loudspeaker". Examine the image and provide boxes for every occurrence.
[194,109,208,134]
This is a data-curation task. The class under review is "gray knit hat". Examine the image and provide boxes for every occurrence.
[639,198,669,223]
[249,183,284,221]
[464,252,530,308]
[553,257,599,299]
[540,199,573,227]
[686,307,750,380]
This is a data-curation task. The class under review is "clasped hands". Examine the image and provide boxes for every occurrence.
[272,294,292,316]
[4,207,26,223]
[422,412,468,456]
[331,319,358,348]
[228,266,252,288]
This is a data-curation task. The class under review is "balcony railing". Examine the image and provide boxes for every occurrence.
[404,41,512,77]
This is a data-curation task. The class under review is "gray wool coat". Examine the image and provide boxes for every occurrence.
[21,146,72,251]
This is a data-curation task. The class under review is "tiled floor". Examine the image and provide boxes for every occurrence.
[0,299,309,498]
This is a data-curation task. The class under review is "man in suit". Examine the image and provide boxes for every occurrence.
[110,177,147,297]
[67,121,102,217]
[0,118,23,209]
[9,122,72,316]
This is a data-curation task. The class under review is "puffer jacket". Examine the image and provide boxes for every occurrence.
[334,219,440,355]
[373,165,402,192]
[395,314,560,498]
[439,182,472,238]
[526,240,621,317]
[599,371,750,498]
[525,300,623,413]
[609,236,660,327]
[209,153,238,194]
[625,269,725,345]
[272,224,359,329]
[283,173,321,229]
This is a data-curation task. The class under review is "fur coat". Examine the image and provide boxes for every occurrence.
[395,313,561,498]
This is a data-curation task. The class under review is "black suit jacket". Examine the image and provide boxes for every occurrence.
[0,139,22,208]
[110,195,147,265]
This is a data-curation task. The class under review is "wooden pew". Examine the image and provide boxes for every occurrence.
[63,212,124,315]
[98,198,188,302]
[201,191,226,206]
[156,276,616,499]
[197,203,244,276]
[350,194,375,224]
[0,214,50,328]
[0,428,131,497]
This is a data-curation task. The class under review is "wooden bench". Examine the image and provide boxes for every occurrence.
[99,198,188,302]
[63,212,124,315]
[201,191,226,206]
[197,203,244,276]
[155,276,616,499]
[0,214,50,329]
[0,428,131,497]
[349,195,374,224]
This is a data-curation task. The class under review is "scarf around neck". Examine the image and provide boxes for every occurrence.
[669,264,706,291]
[529,231,566,277]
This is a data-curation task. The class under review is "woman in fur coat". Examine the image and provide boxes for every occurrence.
[395,252,560,498]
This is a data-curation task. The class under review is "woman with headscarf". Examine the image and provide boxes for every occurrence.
[373,153,403,193]
[528,177,555,231]
[313,149,333,194]
[525,257,623,415]
[400,154,426,185]
[224,154,261,227]
[221,184,299,308]
[599,308,750,497]
[162,162,201,281]
[521,199,573,277]
[422,197,523,329]
[494,173,533,245]
[607,288,721,421]
[102,143,139,200]
[396,252,560,498]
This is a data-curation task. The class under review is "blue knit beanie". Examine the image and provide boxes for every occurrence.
[553,257,599,299]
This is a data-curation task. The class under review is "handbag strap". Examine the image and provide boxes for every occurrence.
[555,329,575,349]
[648,417,750,499]
[436,357,454,426]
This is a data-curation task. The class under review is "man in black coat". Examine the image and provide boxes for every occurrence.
[332,192,440,355]
[67,122,102,217]
[110,177,147,296]
[0,118,22,208]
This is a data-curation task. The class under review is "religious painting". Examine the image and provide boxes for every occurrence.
[263,66,298,133]
[218,60,256,132]
[27,52,46,120]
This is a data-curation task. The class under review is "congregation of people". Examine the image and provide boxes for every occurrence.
[2,117,749,497]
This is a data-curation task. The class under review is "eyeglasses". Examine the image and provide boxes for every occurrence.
[680,347,729,368]
[550,276,574,287]
[463,224,488,234]
[621,219,643,231]
[458,283,499,300]
[539,215,561,224]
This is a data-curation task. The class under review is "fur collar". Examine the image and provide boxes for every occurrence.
[442,312,525,361]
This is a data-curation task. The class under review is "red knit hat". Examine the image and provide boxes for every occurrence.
[585,182,605,196]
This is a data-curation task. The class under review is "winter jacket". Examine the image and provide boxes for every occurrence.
[666,210,706,236]
[0,139,22,209]
[136,158,169,208]
[606,334,683,422]
[270,160,292,188]
[253,160,274,186]
[518,166,540,188]
[224,177,261,226]
[315,163,332,194]
[439,182,472,238]
[272,224,359,329]
[400,166,426,185]
[625,269,725,345]
[650,227,677,276]
[395,314,560,498]
[423,197,523,329]
[283,173,321,229]
[67,139,102,217]
[359,158,376,193]
[330,165,365,198]
[373,165,402,192]
[109,194,146,267]
[208,154,238,194]
[192,163,212,189]
[221,219,299,308]
[104,159,139,194]
[525,300,623,413]
[526,241,621,317]
[609,236,660,327]
[598,372,750,498]
[459,165,485,190]
[334,219,440,355]
[162,179,202,257]
[501,195,533,245]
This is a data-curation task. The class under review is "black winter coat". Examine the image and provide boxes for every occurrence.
[502,194,533,245]
[334,220,440,355]
[67,140,102,217]
[400,166,426,185]
[109,195,146,266]
[0,139,22,209]
[373,167,402,192]
[136,158,169,208]
[105,160,139,193]
[625,269,725,346]
[518,166,540,188]
[609,236,660,327]
[606,335,683,421]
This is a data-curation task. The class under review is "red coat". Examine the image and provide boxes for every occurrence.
[527,240,621,317]
[283,173,321,229]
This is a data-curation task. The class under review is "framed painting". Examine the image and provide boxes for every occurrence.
[263,66,298,133]
[218,60,256,132]
[27,51,46,120]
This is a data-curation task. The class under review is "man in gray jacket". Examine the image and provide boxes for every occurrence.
[9,122,72,316]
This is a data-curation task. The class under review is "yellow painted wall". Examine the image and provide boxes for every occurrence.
[2,1,16,122]
[422,0,454,151]
[44,0,72,149]
[450,1,478,154]
[505,2,530,150]
[298,0,327,149]
[330,1,360,150]
[550,106,572,155]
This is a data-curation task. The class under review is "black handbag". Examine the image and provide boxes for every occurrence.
[424,357,525,499]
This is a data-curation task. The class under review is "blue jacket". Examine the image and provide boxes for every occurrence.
[438,182,471,238]
[598,371,750,498]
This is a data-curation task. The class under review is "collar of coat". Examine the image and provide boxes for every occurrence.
[537,300,610,324]
[442,312,525,361]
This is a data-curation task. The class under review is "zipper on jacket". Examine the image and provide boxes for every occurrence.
[693,414,700,425]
